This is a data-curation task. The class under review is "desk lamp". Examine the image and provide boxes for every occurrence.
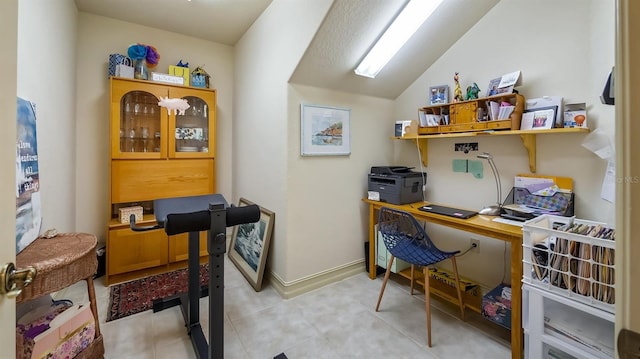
[477,152,502,216]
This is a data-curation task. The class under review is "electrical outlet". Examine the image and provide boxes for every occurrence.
[469,238,480,253]
[454,142,478,153]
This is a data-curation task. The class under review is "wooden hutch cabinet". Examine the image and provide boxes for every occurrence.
[107,77,216,285]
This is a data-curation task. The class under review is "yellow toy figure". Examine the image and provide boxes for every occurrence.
[453,72,464,102]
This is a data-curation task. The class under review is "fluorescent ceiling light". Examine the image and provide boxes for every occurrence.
[354,0,444,79]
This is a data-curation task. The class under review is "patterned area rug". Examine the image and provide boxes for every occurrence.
[107,264,209,322]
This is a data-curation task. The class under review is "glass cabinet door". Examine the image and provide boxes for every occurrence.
[119,91,162,156]
[111,80,168,159]
[168,90,216,158]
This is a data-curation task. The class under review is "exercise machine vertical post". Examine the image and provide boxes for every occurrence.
[186,229,206,359]
[208,203,226,359]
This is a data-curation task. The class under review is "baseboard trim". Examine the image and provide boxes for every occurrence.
[267,260,365,299]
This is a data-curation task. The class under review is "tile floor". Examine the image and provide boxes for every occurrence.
[53,257,512,359]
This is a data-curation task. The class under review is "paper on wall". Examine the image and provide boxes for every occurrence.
[582,128,614,160]
[601,160,615,203]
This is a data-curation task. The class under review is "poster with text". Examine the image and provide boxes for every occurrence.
[16,97,41,253]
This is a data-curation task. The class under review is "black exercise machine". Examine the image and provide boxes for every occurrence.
[130,194,260,359]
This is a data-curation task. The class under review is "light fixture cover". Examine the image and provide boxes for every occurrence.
[354,0,444,78]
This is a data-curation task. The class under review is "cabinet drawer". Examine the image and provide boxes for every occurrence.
[486,119,513,130]
[418,126,440,135]
[450,102,477,124]
[168,232,208,263]
[448,122,487,132]
[112,159,215,202]
[107,227,168,275]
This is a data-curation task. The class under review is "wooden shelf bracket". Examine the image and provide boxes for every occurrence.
[520,134,537,173]
[416,138,428,167]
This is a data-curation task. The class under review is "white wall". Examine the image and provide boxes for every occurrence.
[74,13,235,243]
[234,0,333,284]
[286,84,394,282]
[17,0,78,235]
[394,0,615,288]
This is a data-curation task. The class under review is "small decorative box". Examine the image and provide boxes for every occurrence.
[119,206,143,224]
[151,72,184,85]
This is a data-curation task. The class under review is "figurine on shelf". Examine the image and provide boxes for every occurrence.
[466,82,481,100]
[158,97,190,116]
[453,72,464,102]
[191,66,210,88]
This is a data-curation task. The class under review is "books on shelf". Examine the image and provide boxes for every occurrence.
[486,101,515,121]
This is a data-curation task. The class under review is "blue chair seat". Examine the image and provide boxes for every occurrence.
[385,236,458,266]
[375,206,465,347]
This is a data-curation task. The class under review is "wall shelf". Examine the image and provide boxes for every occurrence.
[396,127,590,173]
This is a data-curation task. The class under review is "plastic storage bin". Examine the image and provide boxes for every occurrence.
[522,215,615,314]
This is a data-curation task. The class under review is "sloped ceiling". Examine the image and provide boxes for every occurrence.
[75,0,499,99]
[290,0,500,99]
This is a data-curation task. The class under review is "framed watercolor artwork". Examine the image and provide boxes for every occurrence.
[228,198,275,291]
[301,104,351,156]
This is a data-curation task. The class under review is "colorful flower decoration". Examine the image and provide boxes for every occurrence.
[127,43,160,68]
[145,45,160,68]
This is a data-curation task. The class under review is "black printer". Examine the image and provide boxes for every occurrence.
[368,166,426,205]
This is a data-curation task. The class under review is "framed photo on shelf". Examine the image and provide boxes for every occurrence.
[486,78,501,97]
[301,104,351,156]
[520,106,557,130]
[486,77,514,96]
[228,198,275,291]
[429,85,449,105]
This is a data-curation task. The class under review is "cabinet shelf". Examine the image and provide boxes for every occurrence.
[397,127,590,173]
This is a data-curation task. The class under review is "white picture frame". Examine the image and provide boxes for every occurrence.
[301,104,351,156]
[429,85,449,105]
[520,106,557,130]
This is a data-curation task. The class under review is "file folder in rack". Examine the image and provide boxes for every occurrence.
[501,175,574,221]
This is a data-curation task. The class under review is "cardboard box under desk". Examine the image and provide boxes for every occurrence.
[396,266,482,312]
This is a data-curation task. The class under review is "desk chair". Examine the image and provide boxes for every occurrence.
[375,207,465,347]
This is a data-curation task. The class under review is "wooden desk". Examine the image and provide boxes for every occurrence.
[363,199,523,359]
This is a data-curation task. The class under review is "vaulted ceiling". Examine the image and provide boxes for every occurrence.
[75,0,499,99]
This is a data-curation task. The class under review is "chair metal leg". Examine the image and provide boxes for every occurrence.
[450,256,465,320]
[410,264,415,295]
[423,266,432,347]
[375,255,395,312]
